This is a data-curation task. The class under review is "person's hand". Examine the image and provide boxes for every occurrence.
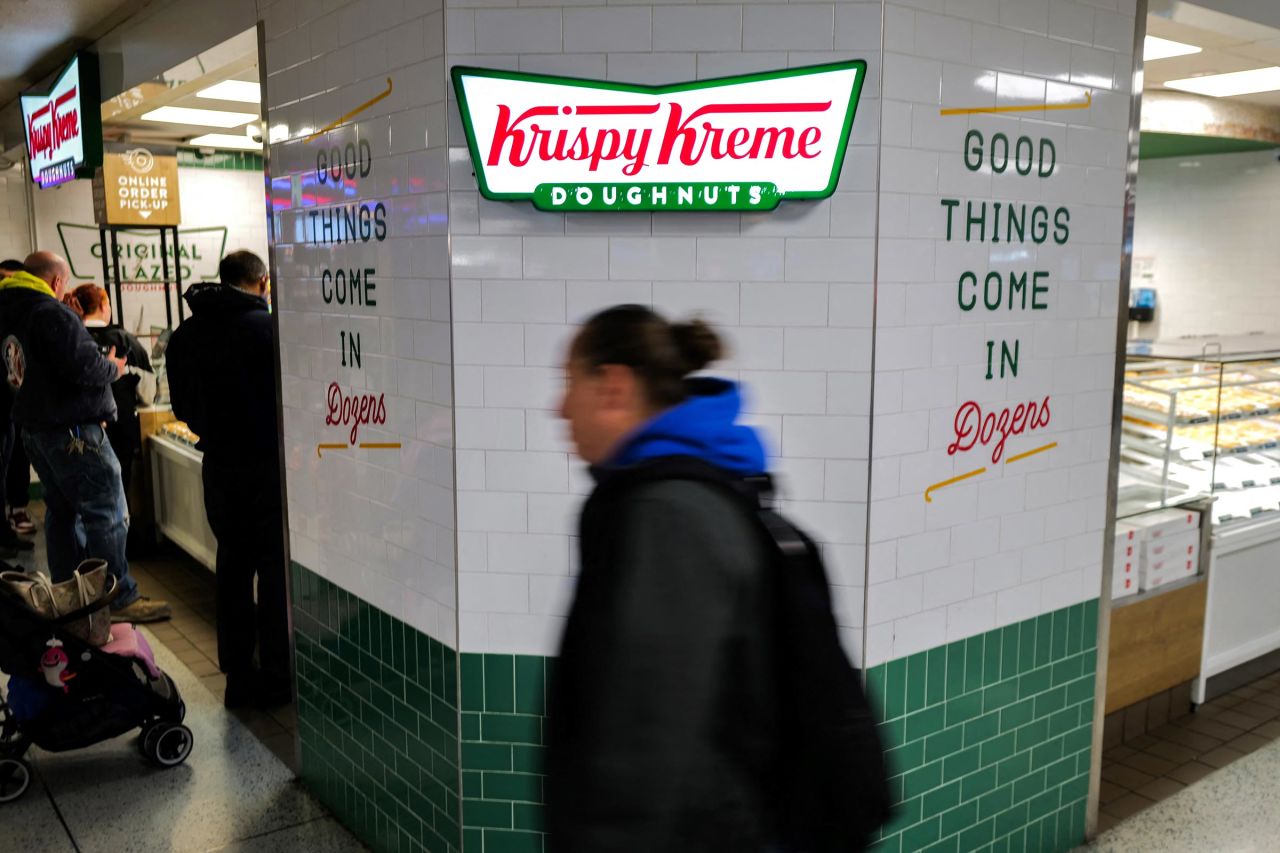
[107,346,127,379]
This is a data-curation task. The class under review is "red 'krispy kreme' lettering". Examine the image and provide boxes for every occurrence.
[947,397,1051,464]
[487,104,656,176]
[485,100,830,177]
[325,382,388,445]
[656,102,827,166]
[27,88,80,161]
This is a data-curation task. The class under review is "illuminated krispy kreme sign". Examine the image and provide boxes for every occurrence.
[451,61,866,212]
[22,56,87,188]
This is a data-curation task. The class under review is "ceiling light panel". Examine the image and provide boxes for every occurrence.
[1144,35,1203,61]
[1164,66,1280,97]
[196,80,262,103]
[142,106,257,127]
[188,133,263,150]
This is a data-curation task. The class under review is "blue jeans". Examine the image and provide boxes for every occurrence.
[23,424,139,607]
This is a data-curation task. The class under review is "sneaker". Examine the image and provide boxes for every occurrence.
[110,596,172,623]
[9,510,35,536]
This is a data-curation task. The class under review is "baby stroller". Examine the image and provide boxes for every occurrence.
[0,571,192,803]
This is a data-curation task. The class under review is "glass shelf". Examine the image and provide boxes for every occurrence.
[1119,343,1280,527]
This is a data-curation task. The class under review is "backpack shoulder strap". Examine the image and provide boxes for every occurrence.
[599,455,771,507]
[606,455,818,578]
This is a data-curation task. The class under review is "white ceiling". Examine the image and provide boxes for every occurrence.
[1146,1,1280,107]
[101,29,260,149]
[0,0,151,110]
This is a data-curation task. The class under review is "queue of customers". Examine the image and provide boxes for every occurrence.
[0,249,290,709]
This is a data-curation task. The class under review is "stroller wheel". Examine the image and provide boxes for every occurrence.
[0,704,22,747]
[144,724,193,768]
[0,758,31,803]
[138,721,162,756]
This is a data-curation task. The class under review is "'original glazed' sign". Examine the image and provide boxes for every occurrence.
[451,62,866,212]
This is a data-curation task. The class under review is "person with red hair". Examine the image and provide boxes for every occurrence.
[63,285,154,494]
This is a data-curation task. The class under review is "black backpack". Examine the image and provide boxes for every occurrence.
[638,457,894,851]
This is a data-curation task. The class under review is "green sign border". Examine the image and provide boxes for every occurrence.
[56,222,229,280]
[450,60,867,210]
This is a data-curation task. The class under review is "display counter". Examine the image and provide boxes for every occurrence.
[1118,338,1280,702]
[148,421,216,571]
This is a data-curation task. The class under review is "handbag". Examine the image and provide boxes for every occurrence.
[0,560,117,646]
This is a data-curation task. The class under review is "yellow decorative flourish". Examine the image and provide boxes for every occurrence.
[1005,441,1058,465]
[924,467,987,503]
[940,91,1091,117]
[317,442,402,458]
[305,77,394,142]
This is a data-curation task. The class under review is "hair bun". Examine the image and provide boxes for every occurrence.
[670,318,724,374]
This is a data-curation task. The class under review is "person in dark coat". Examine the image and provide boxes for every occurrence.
[165,250,290,709]
[0,258,34,558]
[547,305,779,852]
[63,284,154,494]
[0,251,169,622]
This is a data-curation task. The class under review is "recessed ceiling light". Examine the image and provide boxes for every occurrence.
[1164,67,1280,97]
[142,106,257,127]
[188,133,263,151]
[1143,36,1202,62]
[196,80,261,104]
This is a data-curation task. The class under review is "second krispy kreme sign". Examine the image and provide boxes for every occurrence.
[451,61,866,212]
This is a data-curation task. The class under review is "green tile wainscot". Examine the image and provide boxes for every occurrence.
[295,562,1098,853]
[867,600,1099,853]
[292,563,462,853]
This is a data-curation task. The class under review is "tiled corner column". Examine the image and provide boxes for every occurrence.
[292,564,463,852]
[867,601,1099,853]
[459,653,552,852]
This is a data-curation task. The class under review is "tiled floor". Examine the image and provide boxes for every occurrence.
[2,505,348,851]
[1087,729,1280,851]
[6,502,299,773]
[8,616,364,853]
[1097,669,1280,832]
[129,551,300,774]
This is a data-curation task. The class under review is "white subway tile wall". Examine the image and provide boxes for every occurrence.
[266,0,458,647]
[259,0,1137,668]
[1131,150,1280,341]
[448,0,885,661]
[0,170,30,262]
[864,0,1133,665]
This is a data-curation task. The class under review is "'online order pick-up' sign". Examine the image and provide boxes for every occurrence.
[452,61,866,212]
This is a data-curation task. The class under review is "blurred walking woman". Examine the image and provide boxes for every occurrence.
[63,285,154,493]
[547,305,778,852]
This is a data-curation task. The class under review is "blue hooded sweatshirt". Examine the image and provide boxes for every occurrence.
[608,378,767,476]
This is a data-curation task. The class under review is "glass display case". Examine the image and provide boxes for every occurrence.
[1119,337,1280,526]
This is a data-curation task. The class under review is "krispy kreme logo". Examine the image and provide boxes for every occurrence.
[21,55,90,188]
[452,62,866,212]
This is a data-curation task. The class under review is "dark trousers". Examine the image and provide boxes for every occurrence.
[201,456,290,684]
[0,418,10,525]
[105,424,137,495]
[6,429,30,510]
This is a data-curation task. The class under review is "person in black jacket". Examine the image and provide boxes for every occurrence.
[547,305,778,852]
[165,250,290,709]
[0,258,34,558]
[0,251,169,622]
[63,284,155,494]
